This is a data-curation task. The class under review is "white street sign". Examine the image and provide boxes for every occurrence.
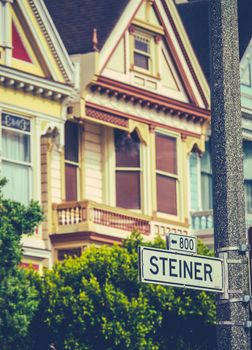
[139,246,223,293]
[167,233,197,254]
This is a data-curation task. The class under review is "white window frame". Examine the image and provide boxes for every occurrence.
[114,129,143,212]
[130,28,157,77]
[64,121,81,201]
[154,129,181,220]
[0,111,33,205]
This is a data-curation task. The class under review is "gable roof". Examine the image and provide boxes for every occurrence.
[44,0,129,55]
[177,0,252,82]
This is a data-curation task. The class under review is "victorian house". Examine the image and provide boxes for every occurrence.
[45,0,210,261]
[177,0,252,247]
[0,0,77,270]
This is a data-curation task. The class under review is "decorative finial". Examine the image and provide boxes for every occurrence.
[92,28,98,51]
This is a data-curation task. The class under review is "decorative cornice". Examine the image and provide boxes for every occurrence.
[85,102,202,139]
[86,106,128,128]
[90,76,210,124]
[0,64,74,100]
[28,0,70,82]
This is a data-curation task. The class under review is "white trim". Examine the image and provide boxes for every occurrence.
[0,65,74,96]
[0,101,66,123]
[99,0,142,72]
[36,0,75,81]
[3,0,12,65]
[18,0,58,81]
[0,2,4,46]
[98,0,209,108]
[22,245,51,259]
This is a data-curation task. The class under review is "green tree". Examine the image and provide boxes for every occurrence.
[33,232,216,350]
[0,178,43,350]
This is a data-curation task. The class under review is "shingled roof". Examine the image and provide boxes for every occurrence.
[177,0,252,82]
[44,0,129,55]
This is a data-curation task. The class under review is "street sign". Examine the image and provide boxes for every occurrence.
[139,246,223,293]
[166,233,197,254]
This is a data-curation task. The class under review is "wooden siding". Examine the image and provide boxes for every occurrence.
[51,145,61,203]
[84,122,103,202]
[41,136,49,236]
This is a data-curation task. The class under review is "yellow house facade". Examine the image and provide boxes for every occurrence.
[45,0,211,262]
[0,0,76,270]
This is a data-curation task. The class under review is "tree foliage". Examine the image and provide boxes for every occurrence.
[32,232,216,350]
[0,178,43,350]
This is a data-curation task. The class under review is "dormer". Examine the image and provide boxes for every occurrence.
[98,0,208,109]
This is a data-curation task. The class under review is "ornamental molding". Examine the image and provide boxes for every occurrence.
[85,100,202,138]
[27,0,71,82]
[89,76,210,125]
[86,106,128,128]
[0,65,74,100]
[86,92,203,136]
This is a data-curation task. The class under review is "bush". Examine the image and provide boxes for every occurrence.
[32,232,216,350]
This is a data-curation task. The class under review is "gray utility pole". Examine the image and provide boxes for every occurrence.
[209,0,251,349]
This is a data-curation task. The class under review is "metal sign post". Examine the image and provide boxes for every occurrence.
[209,0,251,348]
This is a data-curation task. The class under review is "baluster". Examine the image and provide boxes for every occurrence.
[201,215,206,229]
[75,207,80,224]
[70,208,75,224]
[65,208,70,224]
[196,216,200,230]
[123,215,125,231]
[207,214,213,229]
[106,211,109,226]
[82,207,86,222]
[89,207,93,223]
[111,212,114,228]
[60,209,66,225]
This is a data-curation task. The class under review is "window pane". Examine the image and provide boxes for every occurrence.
[245,180,252,214]
[157,175,177,215]
[115,130,140,167]
[243,141,252,180]
[135,38,149,53]
[116,171,140,209]
[134,52,149,70]
[201,173,213,210]
[58,248,81,261]
[2,129,30,162]
[156,134,177,174]
[201,141,212,174]
[2,161,30,205]
[65,122,79,162]
[65,163,78,201]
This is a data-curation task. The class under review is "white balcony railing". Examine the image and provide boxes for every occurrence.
[191,210,252,231]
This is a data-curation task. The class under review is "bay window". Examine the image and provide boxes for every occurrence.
[65,121,79,201]
[1,113,31,205]
[114,129,141,209]
[155,133,178,215]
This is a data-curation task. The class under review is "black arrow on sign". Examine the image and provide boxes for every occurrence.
[171,240,177,244]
